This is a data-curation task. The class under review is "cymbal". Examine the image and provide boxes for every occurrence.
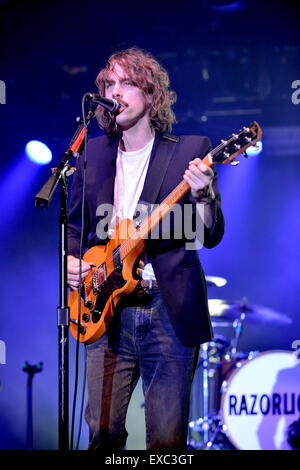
[208,299,292,325]
[205,276,227,287]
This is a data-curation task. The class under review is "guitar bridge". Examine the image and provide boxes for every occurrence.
[92,263,107,293]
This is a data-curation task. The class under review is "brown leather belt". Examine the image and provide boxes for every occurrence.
[140,279,160,290]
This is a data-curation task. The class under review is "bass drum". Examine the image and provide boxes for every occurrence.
[221,350,300,450]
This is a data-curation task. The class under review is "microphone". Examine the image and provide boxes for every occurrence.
[86,93,119,113]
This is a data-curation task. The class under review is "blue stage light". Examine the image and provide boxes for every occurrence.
[201,0,245,13]
[246,140,263,157]
[25,140,52,164]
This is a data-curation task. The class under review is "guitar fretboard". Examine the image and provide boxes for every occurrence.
[120,179,191,261]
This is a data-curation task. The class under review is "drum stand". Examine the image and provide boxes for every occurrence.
[189,313,245,450]
[228,313,245,358]
[189,338,225,449]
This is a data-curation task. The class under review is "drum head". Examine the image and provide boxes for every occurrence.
[221,350,300,450]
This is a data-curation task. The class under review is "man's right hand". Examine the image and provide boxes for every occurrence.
[67,255,94,290]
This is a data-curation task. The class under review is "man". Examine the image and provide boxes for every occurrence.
[67,47,224,450]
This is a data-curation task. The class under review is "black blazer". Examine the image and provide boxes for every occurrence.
[67,132,225,346]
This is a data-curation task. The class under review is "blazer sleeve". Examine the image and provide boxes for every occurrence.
[189,136,225,249]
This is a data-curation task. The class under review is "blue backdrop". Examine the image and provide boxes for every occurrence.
[0,0,299,450]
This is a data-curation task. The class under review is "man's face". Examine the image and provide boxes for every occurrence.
[104,63,150,130]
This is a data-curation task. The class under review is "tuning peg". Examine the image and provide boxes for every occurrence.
[231,161,240,166]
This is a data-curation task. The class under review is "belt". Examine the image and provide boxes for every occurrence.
[140,279,160,290]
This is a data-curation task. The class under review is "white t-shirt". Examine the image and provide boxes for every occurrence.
[114,137,154,221]
[110,137,156,281]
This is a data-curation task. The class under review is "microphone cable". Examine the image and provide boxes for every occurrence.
[70,94,91,450]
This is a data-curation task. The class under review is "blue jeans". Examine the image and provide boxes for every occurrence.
[85,288,199,450]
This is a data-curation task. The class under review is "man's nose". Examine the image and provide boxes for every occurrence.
[112,83,122,98]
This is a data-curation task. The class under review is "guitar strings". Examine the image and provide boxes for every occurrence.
[89,127,256,286]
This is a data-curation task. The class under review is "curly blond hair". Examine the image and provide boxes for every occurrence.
[95,47,177,136]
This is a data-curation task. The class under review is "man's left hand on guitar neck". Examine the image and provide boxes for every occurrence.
[184,156,216,229]
[183,156,215,203]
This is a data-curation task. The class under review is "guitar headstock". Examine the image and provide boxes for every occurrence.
[211,121,262,165]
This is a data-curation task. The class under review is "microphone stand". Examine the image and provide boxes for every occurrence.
[34,100,97,450]
[22,362,43,450]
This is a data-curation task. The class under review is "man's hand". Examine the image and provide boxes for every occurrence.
[183,156,215,202]
[67,255,94,290]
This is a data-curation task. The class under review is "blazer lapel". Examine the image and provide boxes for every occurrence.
[138,133,178,205]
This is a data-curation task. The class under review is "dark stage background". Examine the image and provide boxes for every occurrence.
[0,0,299,450]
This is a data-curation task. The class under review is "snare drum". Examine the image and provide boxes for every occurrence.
[221,350,300,450]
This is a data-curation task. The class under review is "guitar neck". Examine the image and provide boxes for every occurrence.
[118,117,262,261]
[120,153,213,260]
[120,179,188,260]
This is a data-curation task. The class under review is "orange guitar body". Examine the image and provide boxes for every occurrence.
[68,218,145,344]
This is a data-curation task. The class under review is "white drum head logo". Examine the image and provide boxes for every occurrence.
[221,351,300,450]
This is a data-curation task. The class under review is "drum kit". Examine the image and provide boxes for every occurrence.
[188,276,300,451]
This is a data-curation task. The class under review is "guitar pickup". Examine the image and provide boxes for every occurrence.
[82,281,89,305]
[113,247,122,271]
